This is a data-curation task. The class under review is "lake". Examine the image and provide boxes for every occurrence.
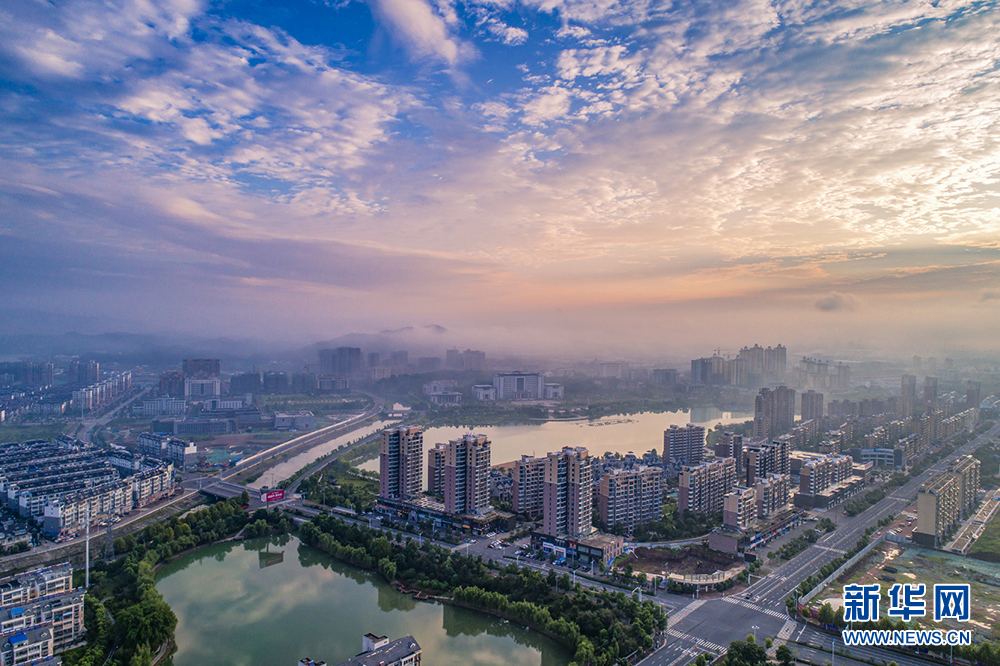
[156,535,572,666]
[358,406,753,477]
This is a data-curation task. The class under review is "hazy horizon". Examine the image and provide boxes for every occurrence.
[2,0,998,357]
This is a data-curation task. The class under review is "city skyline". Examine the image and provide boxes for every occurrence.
[1,0,999,356]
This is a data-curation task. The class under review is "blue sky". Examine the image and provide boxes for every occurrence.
[1,0,998,356]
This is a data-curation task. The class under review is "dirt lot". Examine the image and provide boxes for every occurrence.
[623,545,743,576]
[814,542,1000,639]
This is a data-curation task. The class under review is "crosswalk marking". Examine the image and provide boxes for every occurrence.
[665,628,727,653]
[668,599,705,627]
[720,596,788,619]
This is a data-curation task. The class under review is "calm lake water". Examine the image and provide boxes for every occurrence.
[156,535,572,666]
[358,407,753,477]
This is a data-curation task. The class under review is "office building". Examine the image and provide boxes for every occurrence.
[664,424,705,466]
[473,385,496,400]
[800,390,824,422]
[512,455,546,517]
[182,358,220,378]
[492,372,544,400]
[754,387,795,439]
[743,437,791,485]
[378,427,423,501]
[542,447,594,538]
[597,466,663,532]
[184,378,221,402]
[443,434,491,516]
[678,458,737,516]
[723,486,757,531]
[323,634,421,666]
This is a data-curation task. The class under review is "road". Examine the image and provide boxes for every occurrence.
[637,421,999,666]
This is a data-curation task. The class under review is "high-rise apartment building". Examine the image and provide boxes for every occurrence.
[427,443,447,496]
[378,426,423,501]
[966,382,982,409]
[948,455,980,518]
[743,437,791,485]
[70,360,100,385]
[723,486,757,531]
[319,347,363,378]
[800,390,824,422]
[664,424,705,466]
[901,374,917,416]
[923,376,938,404]
[678,457,736,516]
[159,370,185,397]
[914,455,980,548]
[714,432,743,476]
[755,473,791,518]
[512,455,546,517]
[443,434,491,516]
[445,349,463,370]
[462,350,487,371]
[542,447,594,538]
[182,358,220,378]
[754,386,795,439]
[597,466,663,532]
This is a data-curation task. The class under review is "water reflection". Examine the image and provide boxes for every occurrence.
[359,408,753,475]
[156,536,570,666]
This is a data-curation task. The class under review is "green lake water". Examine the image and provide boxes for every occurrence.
[156,535,572,666]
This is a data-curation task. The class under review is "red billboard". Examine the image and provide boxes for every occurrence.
[260,489,285,503]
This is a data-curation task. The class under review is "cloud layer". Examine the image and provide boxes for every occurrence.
[0,0,998,355]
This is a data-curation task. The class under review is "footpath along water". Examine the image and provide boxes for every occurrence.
[359,407,752,475]
[156,535,572,666]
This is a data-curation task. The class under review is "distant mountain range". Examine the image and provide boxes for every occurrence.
[0,325,464,371]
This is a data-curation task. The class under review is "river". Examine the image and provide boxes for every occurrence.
[359,406,753,475]
[156,535,572,666]
[247,419,397,490]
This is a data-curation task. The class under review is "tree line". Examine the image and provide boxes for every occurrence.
[299,514,666,666]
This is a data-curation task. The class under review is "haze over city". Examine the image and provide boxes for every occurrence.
[1,0,999,356]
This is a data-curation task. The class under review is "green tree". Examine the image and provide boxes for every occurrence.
[817,602,836,625]
[765,638,773,649]
[129,643,153,666]
[776,644,794,666]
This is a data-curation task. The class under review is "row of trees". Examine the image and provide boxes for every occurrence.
[299,514,666,666]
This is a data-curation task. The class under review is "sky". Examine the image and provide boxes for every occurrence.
[0,0,998,358]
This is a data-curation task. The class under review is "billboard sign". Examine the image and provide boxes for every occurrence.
[260,489,285,503]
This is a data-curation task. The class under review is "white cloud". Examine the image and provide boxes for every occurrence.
[368,0,467,66]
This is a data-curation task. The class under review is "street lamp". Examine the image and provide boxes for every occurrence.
[831,638,836,666]
[751,625,759,643]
